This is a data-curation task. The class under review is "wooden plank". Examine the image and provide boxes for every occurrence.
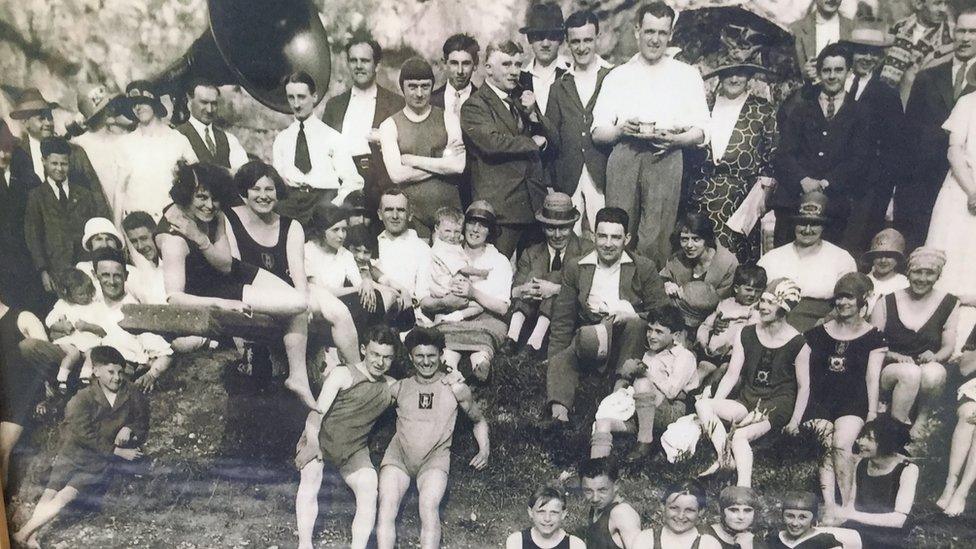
[119,304,282,342]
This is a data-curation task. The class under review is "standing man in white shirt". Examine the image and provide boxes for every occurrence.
[375,188,432,330]
[431,33,480,208]
[518,2,567,115]
[323,33,404,212]
[591,2,710,265]
[790,0,854,81]
[273,71,364,225]
[174,78,250,173]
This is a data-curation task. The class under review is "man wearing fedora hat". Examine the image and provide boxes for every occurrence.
[503,192,587,358]
[545,207,668,426]
[839,23,908,255]
[9,87,106,205]
[115,80,197,224]
[759,191,857,332]
[518,2,568,114]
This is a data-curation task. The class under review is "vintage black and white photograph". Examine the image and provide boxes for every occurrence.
[2,0,976,547]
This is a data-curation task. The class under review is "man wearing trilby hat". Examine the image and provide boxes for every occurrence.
[518,2,567,114]
[503,192,587,359]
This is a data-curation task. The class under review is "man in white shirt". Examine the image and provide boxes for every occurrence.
[272,71,364,225]
[758,191,856,332]
[431,33,480,126]
[591,2,709,265]
[518,2,568,114]
[790,0,854,81]
[375,188,431,329]
[174,78,250,173]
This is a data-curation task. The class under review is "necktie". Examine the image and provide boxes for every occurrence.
[550,251,562,272]
[825,94,836,120]
[955,62,968,99]
[505,97,525,132]
[56,181,67,205]
[204,126,216,156]
[848,75,861,102]
[295,120,312,174]
[453,90,463,115]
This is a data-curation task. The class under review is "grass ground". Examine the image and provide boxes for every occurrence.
[6,346,976,548]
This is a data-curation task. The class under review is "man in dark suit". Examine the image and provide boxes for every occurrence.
[24,137,109,305]
[323,33,404,212]
[502,193,588,358]
[9,88,106,205]
[460,39,554,258]
[789,0,854,81]
[0,122,45,314]
[774,43,871,248]
[896,6,976,250]
[545,9,612,236]
[518,2,567,114]
[545,207,668,426]
[840,25,908,255]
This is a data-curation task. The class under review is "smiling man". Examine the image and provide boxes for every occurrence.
[518,2,567,114]
[544,207,667,426]
[506,486,586,549]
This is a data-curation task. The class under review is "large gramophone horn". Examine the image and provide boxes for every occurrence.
[152,0,331,115]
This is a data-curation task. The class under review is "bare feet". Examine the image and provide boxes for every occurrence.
[698,461,721,478]
[284,377,321,413]
[910,417,932,440]
[937,483,957,510]
[944,492,967,517]
[472,359,490,382]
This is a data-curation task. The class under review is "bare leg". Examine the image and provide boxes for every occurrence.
[945,413,976,516]
[296,459,324,549]
[939,401,976,509]
[806,419,837,508]
[343,467,379,549]
[376,466,411,549]
[13,486,79,543]
[833,416,864,508]
[695,398,748,477]
[283,312,318,411]
[0,421,24,485]
[880,363,921,424]
[914,362,947,438]
[416,469,449,549]
[311,287,361,365]
[729,420,772,488]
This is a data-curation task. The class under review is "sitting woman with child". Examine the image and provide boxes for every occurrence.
[418,201,513,381]
[695,278,811,487]
[803,272,887,517]
[155,161,317,410]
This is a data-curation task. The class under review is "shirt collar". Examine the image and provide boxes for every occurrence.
[815,11,838,25]
[188,116,211,135]
[570,61,601,79]
[484,80,511,101]
[379,228,419,241]
[447,81,473,96]
[351,83,378,99]
[578,250,634,266]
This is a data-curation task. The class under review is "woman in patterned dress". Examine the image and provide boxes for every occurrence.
[689,63,779,264]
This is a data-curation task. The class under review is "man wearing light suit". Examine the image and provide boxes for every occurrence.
[790,0,854,81]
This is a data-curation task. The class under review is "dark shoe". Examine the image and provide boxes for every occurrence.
[520,345,547,364]
[625,442,655,463]
[499,338,519,356]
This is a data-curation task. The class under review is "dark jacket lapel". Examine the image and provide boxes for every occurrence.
[479,85,521,135]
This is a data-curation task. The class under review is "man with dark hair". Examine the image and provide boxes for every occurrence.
[375,189,431,325]
[580,457,642,549]
[25,137,109,305]
[896,5,976,250]
[505,485,586,549]
[518,2,567,114]
[376,326,489,549]
[175,78,249,172]
[591,1,709,264]
[545,8,611,237]
[432,33,481,115]
[122,211,168,305]
[789,0,854,81]
[461,39,555,257]
[544,207,668,426]
[773,43,871,248]
[323,33,404,209]
[273,70,364,224]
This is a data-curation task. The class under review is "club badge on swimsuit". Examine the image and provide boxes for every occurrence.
[829,341,848,373]
[261,252,275,271]
[419,392,434,410]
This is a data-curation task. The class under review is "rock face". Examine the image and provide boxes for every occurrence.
[1,0,912,159]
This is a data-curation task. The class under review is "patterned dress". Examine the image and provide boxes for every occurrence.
[688,94,778,264]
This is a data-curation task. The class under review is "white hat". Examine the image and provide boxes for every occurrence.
[81,217,123,251]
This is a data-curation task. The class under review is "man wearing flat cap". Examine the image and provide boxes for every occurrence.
[9,87,107,206]
[0,121,45,313]
[503,192,588,358]
[519,2,568,114]
[379,57,465,239]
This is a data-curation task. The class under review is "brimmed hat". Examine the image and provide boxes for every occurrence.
[519,2,564,34]
[0,120,19,152]
[466,200,497,225]
[576,318,614,368]
[861,228,906,265]
[78,85,119,128]
[81,217,124,252]
[704,62,776,80]
[9,88,60,120]
[124,80,167,119]
[792,191,830,224]
[843,24,895,49]
[834,272,873,302]
[535,192,580,226]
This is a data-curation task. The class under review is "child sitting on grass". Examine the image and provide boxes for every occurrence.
[45,269,116,391]
[696,265,765,390]
[428,207,489,324]
[13,346,150,549]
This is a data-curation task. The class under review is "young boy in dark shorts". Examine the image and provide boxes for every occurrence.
[14,346,149,548]
[376,327,490,549]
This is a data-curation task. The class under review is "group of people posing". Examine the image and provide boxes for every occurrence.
[6,0,976,547]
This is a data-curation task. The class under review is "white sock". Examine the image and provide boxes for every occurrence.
[507,312,526,342]
[526,317,551,350]
[443,349,463,369]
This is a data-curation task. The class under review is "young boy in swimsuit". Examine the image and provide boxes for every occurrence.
[505,485,586,549]
[580,457,642,549]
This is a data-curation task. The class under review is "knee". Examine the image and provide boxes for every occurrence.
[921,364,947,389]
[730,431,752,448]
[632,377,653,393]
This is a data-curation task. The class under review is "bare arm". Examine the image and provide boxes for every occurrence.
[158,233,242,309]
[787,344,812,430]
[714,331,746,400]
[379,118,431,184]
[304,367,353,439]
[866,348,886,419]
[844,463,918,528]
[934,302,960,363]
[17,311,49,341]
[287,221,308,294]
[610,503,643,549]
[454,379,489,469]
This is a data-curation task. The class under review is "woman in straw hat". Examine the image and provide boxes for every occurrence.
[695,277,811,488]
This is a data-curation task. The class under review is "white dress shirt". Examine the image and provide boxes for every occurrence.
[757,241,857,300]
[578,250,634,314]
[844,72,872,101]
[47,177,69,200]
[815,13,841,56]
[643,343,699,399]
[709,92,748,162]
[953,56,976,94]
[187,116,250,172]
[525,59,563,114]
[341,84,377,156]
[571,62,602,106]
[271,116,364,201]
[592,55,710,141]
[547,244,564,271]
[28,136,44,181]
[443,81,473,135]
[376,228,432,297]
